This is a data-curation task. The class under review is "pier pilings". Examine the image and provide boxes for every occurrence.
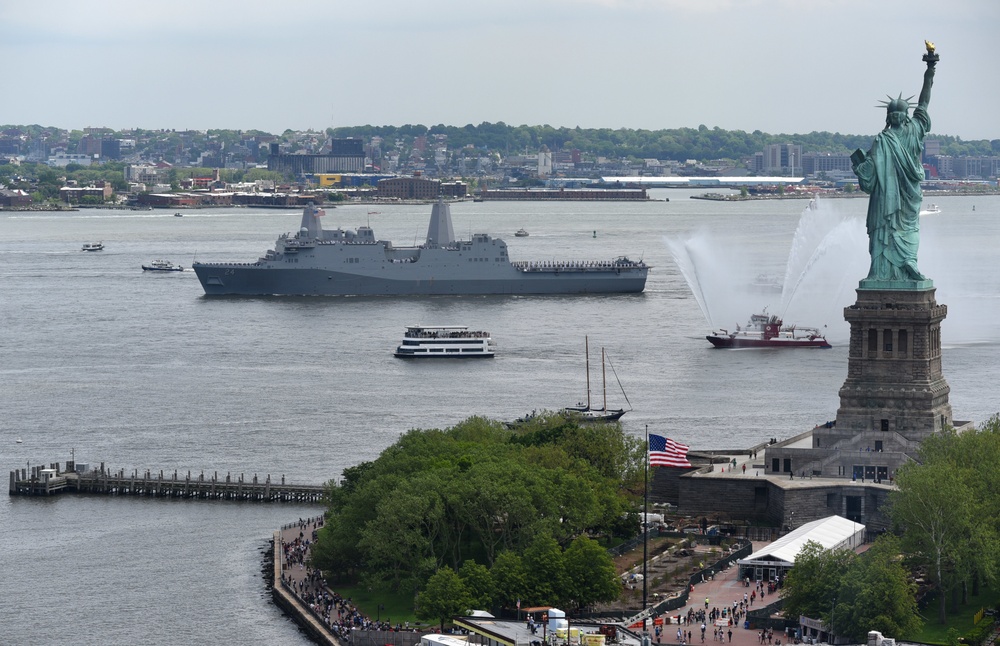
[9,461,326,503]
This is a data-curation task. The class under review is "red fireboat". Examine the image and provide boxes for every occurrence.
[706,311,831,349]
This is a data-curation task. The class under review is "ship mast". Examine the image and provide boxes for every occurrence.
[602,347,608,413]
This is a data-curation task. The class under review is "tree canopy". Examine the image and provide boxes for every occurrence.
[326,122,998,162]
[889,415,1000,624]
[830,534,922,641]
[781,536,921,642]
[309,413,644,608]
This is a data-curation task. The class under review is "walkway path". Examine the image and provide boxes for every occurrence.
[276,518,416,641]
[650,544,789,646]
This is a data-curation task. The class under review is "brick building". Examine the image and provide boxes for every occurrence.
[377,176,443,199]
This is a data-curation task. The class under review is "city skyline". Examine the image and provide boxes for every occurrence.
[2,0,997,141]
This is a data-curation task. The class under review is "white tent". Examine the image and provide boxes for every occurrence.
[737,515,866,580]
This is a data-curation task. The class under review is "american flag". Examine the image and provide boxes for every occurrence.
[649,434,692,468]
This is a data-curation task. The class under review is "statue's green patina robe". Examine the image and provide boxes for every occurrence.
[853,105,929,282]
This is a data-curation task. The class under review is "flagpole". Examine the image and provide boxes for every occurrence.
[643,424,649,633]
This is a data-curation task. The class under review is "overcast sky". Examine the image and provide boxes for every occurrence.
[2,0,996,140]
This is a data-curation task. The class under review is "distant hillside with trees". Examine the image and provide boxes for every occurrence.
[328,122,1000,162]
[4,121,997,175]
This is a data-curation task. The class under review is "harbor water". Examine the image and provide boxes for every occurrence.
[2,191,999,643]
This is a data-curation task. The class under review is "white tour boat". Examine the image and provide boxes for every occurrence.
[81,242,104,252]
[393,325,495,359]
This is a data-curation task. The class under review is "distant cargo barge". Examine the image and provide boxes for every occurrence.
[476,188,649,201]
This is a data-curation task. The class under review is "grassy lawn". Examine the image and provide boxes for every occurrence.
[332,585,423,627]
[911,585,999,645]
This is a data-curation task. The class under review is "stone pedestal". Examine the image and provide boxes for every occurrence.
[833,287,952,441]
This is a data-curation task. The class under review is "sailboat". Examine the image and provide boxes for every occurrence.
[563,336,631,423]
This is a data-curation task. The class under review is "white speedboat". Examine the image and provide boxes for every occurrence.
[920,203,941,216]
[142,260,184,272]
[393,325,495,358]
[515,228,529,237]
[82,242,104,252]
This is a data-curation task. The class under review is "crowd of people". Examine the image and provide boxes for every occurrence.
[646,573,787,646]
[278,517,419,638]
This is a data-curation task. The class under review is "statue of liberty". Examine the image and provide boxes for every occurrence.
[851,42,938,287]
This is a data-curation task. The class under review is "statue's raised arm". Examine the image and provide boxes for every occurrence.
[919,40,938,110]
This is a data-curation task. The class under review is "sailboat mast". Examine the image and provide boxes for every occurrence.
[585,336,591,410]
[602,348,608,412]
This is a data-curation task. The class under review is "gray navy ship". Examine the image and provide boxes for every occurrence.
[192,200,649,296]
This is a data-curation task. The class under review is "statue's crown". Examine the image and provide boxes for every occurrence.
[881,94,913,114]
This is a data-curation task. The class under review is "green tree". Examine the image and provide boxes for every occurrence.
[563,535,621,610]
[781,540,855,623]
[890,433,980,623]
[356,474,445,588]
[521,533,565,606]
[829,534,922,641]
[417,566,472,631]
[458,560,495,611]
[490,551,528,609]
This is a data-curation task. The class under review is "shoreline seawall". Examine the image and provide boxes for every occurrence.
[271,518,341,646]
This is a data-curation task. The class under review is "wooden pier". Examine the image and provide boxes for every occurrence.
[9,461,327,503]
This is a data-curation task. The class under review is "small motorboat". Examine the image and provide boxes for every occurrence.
[142,260,184,272]
[919,203,941,216]
[81,242,104,252]
[515,228,529,237]
[174,212,183,217]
